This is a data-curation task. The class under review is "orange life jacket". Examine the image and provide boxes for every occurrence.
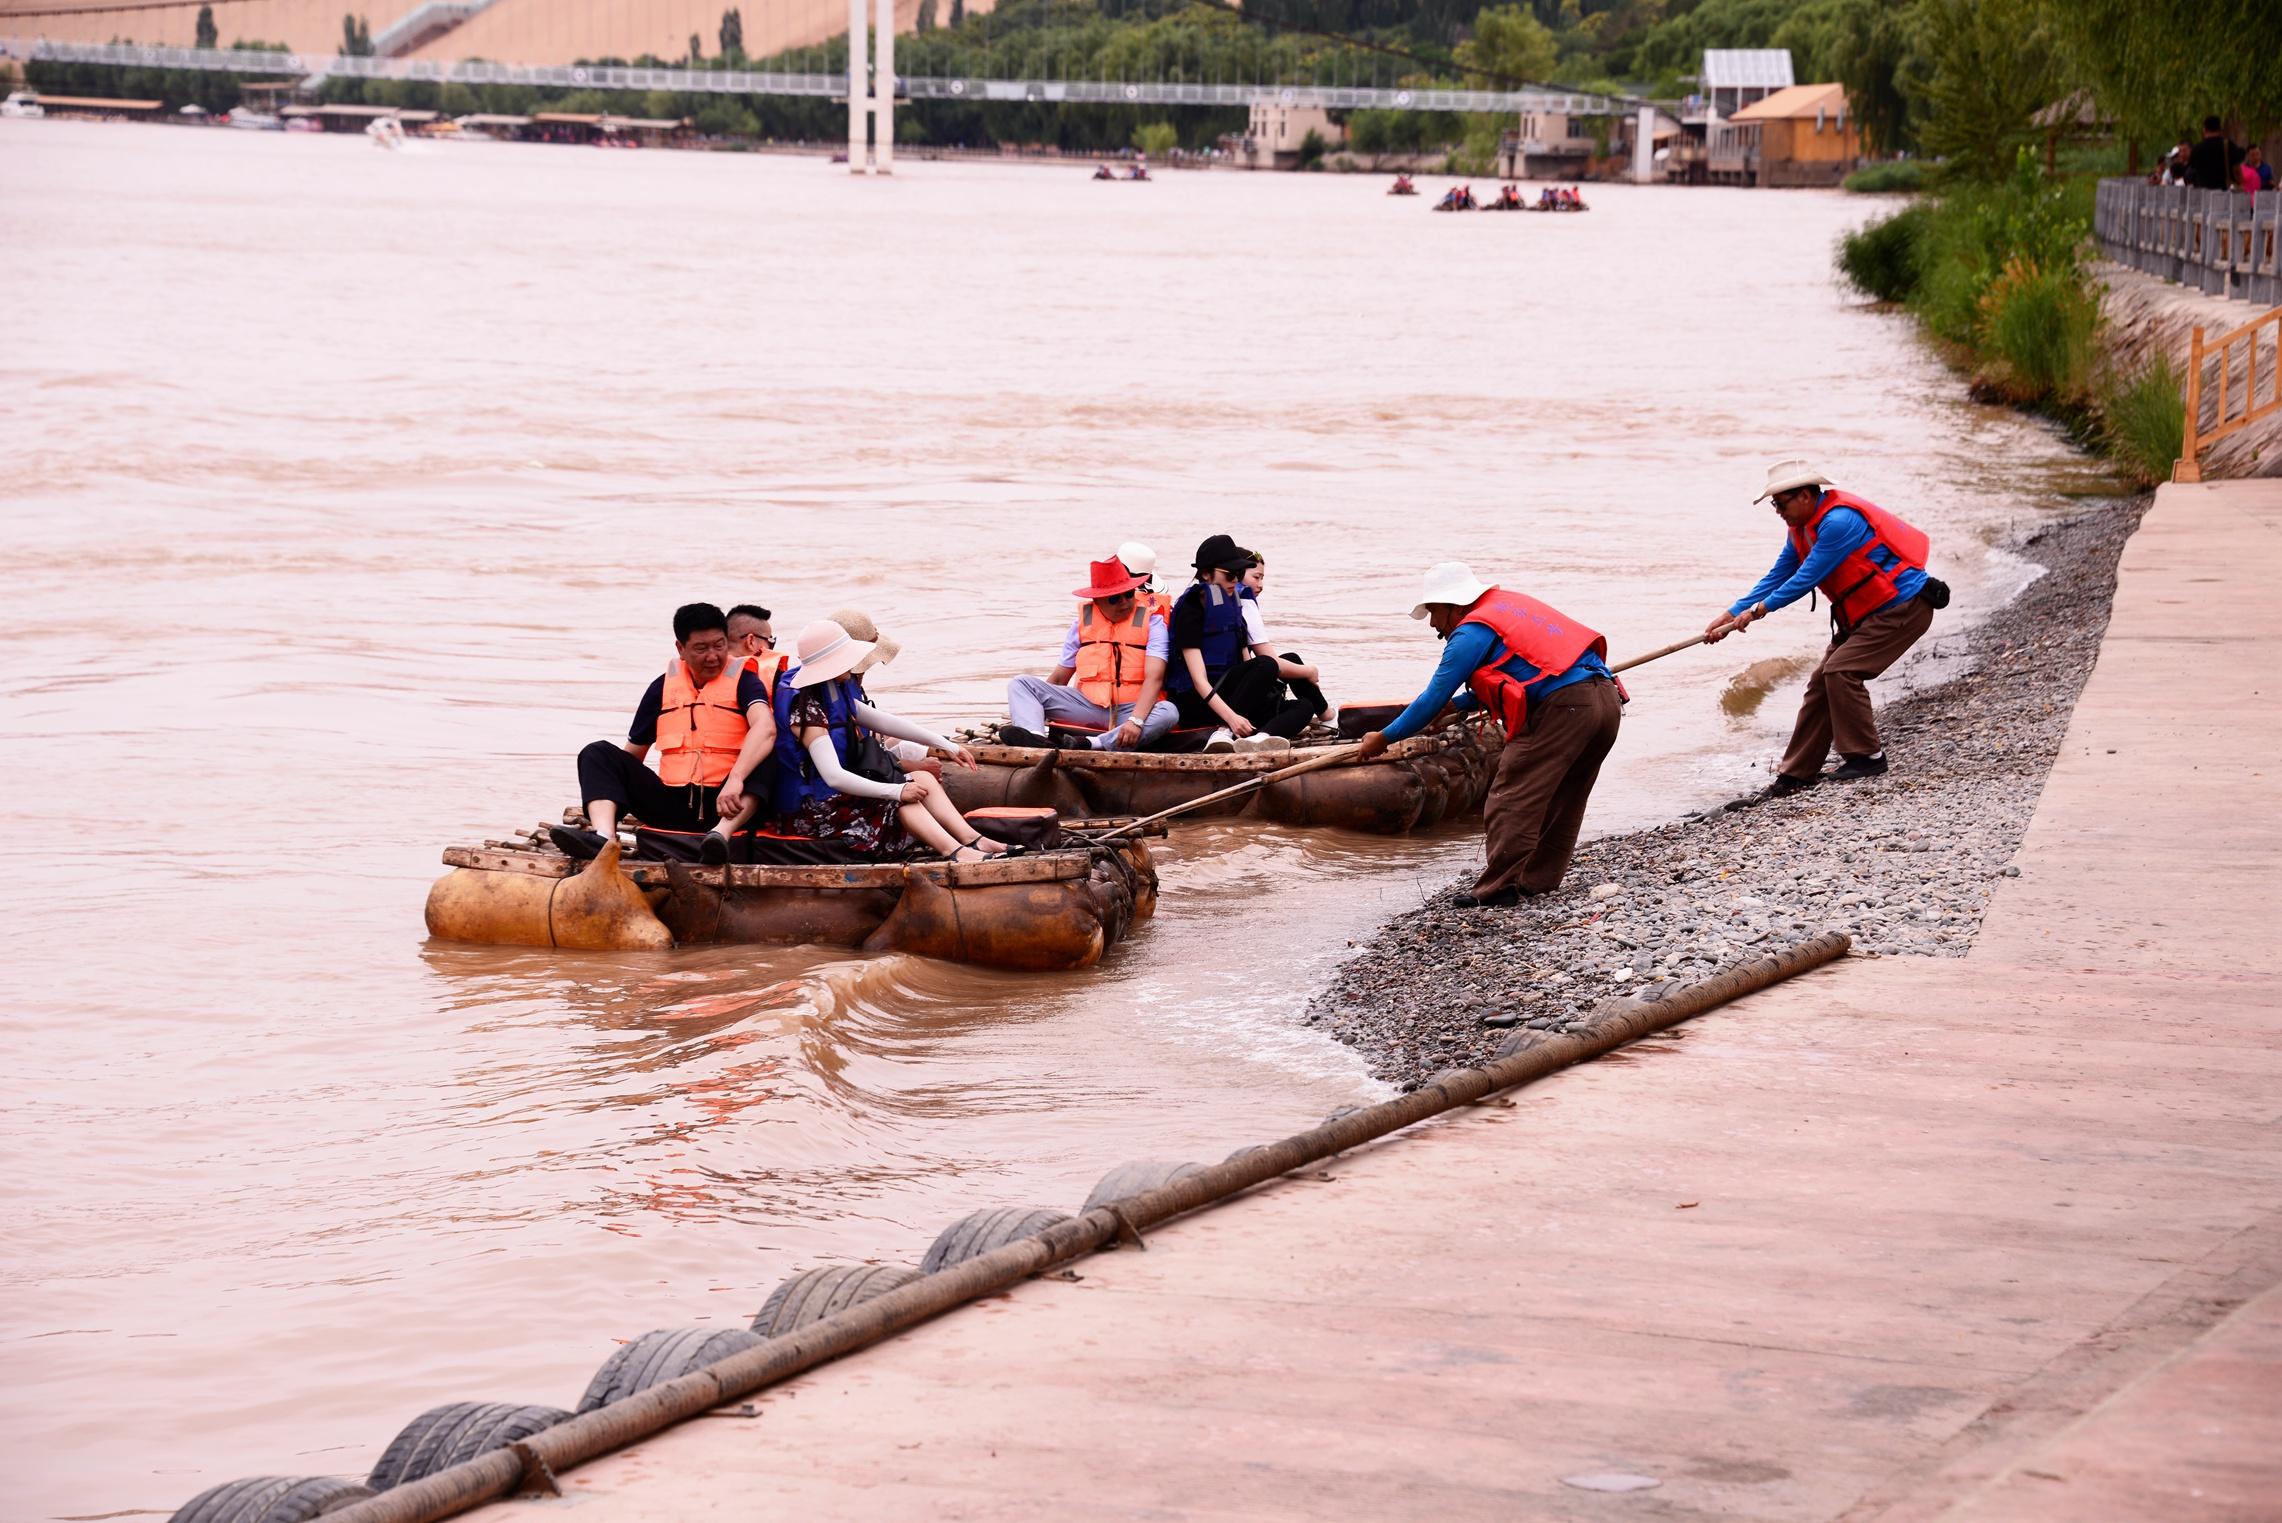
[1459,588,1607,735]
[656,658,750,787]
[1790,489,1930,629]
[1073,602,1153,707]
[742,652,786,697]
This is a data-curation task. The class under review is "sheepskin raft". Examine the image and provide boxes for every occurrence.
[424,831,1158,972]
[941,721,1500,835]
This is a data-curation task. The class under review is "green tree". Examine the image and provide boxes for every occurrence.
[1912,0,2058,180]
[1829,0,1928,157]
[1454,4,1556,86]
[719,7,745,58]
[916,0,937,32]
[948,0,964,29]
[2043,0,2282,149]
[688,32,704,63]
[1131,119,1178,154]
[194,3,218,49]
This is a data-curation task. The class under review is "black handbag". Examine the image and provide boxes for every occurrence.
[844,726,907,785]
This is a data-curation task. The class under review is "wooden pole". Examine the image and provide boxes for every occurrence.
[1609,632,1711,675]
[1083,744,1364,840]
[2177,324,2206,482]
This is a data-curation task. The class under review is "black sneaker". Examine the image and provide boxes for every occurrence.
[1828,753,1889,782]
[1453,886,1524,909]
[699,831,731,866]
[548,825,608,861]
[997,725,1051,749]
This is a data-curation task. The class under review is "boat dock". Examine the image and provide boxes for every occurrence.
[371,479,2282,1520]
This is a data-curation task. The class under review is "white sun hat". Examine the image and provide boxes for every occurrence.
[1115,540,1158,579]
[789,619,877,688]
[1755,458,1834,502]
[1409,561,1492,620]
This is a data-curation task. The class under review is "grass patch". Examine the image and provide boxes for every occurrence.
[1838,201,1932,302]
[2099,355,2186,485]
[1845,159,1931,194]
[1979,256,2100,402]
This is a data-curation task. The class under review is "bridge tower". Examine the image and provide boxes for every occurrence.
[846,0,894,173]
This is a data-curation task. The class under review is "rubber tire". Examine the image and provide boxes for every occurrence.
[751,1264,922,1338]
[366,1402,571,1491]
[171,1476,374,1523]
[575,1326,766,1414]
[1080,1160,1203,1215]
[918,1206,1072,1275]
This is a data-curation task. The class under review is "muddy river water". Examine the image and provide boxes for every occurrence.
[0,119,2095,1515]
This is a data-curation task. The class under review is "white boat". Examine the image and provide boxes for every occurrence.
[2,91,45,119]
[367,117,405,149]
[226,110,282,131]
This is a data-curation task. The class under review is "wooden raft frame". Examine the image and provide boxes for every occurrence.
[956,726,1488,772]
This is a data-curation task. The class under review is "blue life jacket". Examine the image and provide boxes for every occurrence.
[769,673,857,817]
[1166,582,1247,694]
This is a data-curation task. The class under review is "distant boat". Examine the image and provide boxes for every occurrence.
[2,90,45,118]
[226,110,282,131]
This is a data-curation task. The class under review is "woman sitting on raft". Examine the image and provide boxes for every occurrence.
[776,619,1014,862]
[1167,535,1329,753]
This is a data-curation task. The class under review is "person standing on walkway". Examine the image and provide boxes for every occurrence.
[1706,459,1944,797]
[1355,563,1621,907]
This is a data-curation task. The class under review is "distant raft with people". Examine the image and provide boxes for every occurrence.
[424,813,1158,971]
[939,716,1502,835]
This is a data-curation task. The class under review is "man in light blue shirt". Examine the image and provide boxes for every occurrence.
[1001,560,1179,751]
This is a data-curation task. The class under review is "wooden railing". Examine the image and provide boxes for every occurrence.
[2177,302,2282,482]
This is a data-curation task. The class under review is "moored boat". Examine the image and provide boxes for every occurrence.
[424,818,1159,972]
[939,719,1500,834]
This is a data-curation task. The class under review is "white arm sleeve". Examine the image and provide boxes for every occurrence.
[803,733,906,802]
[851,700,954,754]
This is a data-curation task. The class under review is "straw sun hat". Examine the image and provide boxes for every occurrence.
[827,607,900,673]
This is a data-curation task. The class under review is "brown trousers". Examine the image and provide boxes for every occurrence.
[1777,596,1936,780]
[1475,677,1623,897]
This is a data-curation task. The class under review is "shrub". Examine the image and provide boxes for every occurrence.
[2099,354,2186,485]
[1837,201,1931,302]
[1297,128,1327,169]
[1978,256,2100,402]
[1130,121,1177,157]
[1845,159,1931,194]
[1908,149,2093,345]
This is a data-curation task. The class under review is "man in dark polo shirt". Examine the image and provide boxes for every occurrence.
[2187,116,2241,191]
[554,602,776,866]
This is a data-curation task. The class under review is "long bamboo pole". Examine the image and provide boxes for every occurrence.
[1609,632,1712,674]
[1082,743,1364,840]
[317,933,1853,1523]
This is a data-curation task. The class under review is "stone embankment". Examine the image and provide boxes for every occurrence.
[2096,260,2278,478]
[1309,496,2148,1086]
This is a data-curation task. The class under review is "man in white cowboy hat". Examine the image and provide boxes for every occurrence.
[1355,563,1621,908]
[999,559,1180,751]
[1706,458,1943,797]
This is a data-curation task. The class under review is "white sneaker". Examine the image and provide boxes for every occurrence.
[1203,728,1235,753]
[1235,733,1291,753]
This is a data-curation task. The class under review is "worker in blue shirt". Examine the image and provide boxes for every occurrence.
[1357,563,1622,907]
[1708,459,1944,796]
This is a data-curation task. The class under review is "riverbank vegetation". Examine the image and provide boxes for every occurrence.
[1827,0,2280,485]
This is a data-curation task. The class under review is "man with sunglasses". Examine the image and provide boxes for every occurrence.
[727,602,790,694]
[1706,459,1943,798]
[1000,559,1179,751]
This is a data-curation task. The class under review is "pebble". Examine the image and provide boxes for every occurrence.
[1303,499,2146,1088]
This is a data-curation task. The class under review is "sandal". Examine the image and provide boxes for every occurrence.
[948,842,993,863]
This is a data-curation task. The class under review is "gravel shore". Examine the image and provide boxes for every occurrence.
[1307,495,2151,1088]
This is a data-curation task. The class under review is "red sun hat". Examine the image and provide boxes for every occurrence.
[1072,558,1149,600]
